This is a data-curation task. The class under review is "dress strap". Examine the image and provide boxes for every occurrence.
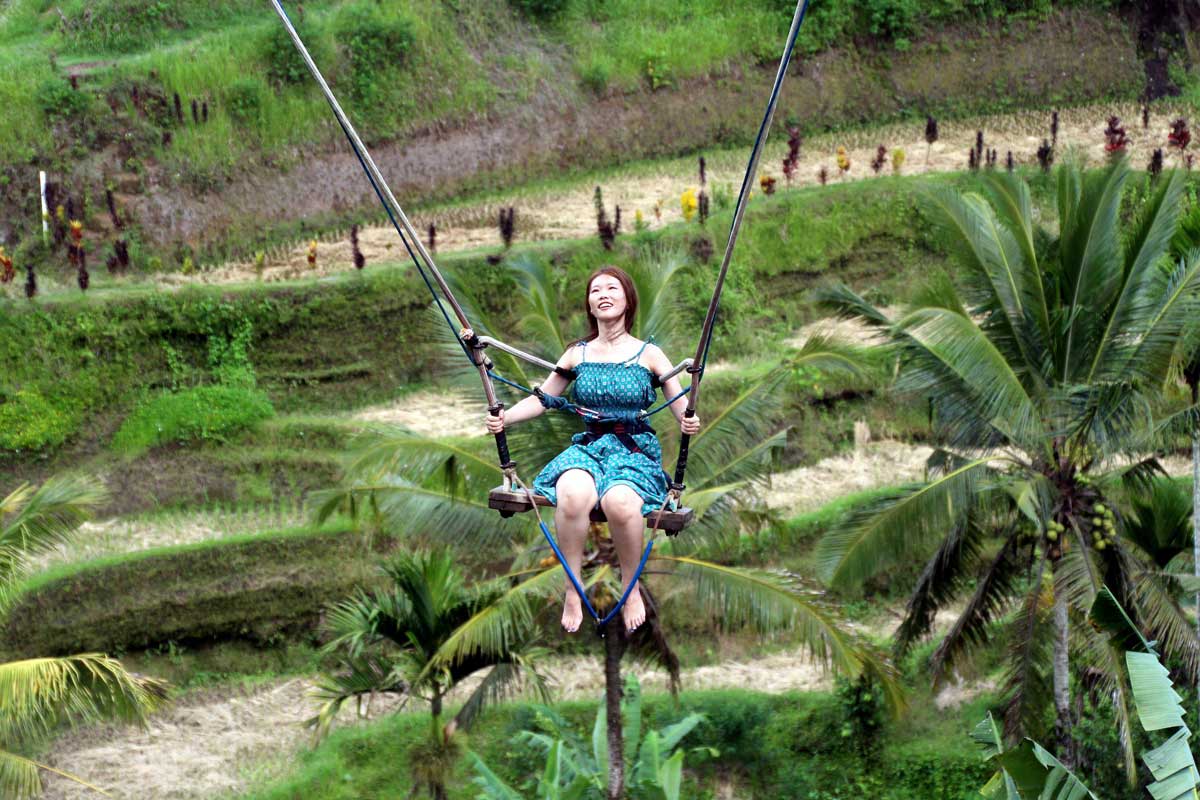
[577,340,588,363]
[626,338,651,364]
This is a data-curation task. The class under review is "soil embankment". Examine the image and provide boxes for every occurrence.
[128,9,1140,259]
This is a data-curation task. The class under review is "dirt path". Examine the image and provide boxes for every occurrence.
[142,100,1187,287]
[765,441,934,515]
[351,388,485,439]
[40,636,986,800]
[27,505,307,573]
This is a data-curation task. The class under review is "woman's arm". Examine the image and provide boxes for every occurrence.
[647,345,700,434]
[485,347,577,432]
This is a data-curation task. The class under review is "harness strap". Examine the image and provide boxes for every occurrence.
[582,419,653,455]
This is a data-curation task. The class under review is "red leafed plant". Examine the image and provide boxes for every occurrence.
[1037,139,1054,172]
[0,248,13,284]
[67,220,84,269]
[870,145,887,174]
[1168,118,1191,151]
[351,224,365,269]
[1103,116,1129,158]
[1148,148,1163,178]
[782,127,802,185]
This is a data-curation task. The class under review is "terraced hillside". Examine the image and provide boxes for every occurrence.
[1,0,1188,275]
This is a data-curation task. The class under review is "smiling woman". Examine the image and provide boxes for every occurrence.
[484,266,700,635]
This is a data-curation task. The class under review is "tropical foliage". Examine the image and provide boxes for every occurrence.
[315,248,902,796]
[971,587,1200,800]
[1,477,168,799]
[469,675,710,800]
[309,548,548,741]
[817,161,1200,775]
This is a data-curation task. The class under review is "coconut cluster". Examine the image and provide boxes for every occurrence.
[1088,503,1117,551]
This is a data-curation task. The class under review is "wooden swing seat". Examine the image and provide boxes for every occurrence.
[488,487,694,533]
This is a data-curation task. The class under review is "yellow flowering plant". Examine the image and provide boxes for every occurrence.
[680,189,698,223]
[836,146,851,176]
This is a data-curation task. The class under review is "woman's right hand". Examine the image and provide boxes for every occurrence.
[485,408,505,435]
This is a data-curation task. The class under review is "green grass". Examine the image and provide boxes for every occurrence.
[111,383,275,454]
[0,519,388,658]
[228,685,995,800]
[0,0,1140,195]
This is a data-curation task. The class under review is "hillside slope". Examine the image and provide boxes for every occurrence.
[0,1,1179,272]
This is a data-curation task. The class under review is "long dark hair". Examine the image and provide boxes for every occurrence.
[581,266,638,343]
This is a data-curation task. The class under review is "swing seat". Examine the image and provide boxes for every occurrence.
[488,487,694,533]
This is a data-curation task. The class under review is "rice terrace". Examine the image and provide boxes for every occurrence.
[3,0,1200,798]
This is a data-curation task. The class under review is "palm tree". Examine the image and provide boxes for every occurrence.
[1,477,168,799]
[309,549,548,800]
[1167,198,1200,703]
[318,247,901,800]
[816,162,1200,775]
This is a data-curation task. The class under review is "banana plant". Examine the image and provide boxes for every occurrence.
[469,675,710,800]
[972,586,1200,800]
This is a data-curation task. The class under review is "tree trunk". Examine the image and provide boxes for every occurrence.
[604,618,626,800]
[1052,568,1073,767]
[430,690,447,800]
[1193,428,1199,706]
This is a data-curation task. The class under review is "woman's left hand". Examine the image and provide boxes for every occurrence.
[680,413,700,436]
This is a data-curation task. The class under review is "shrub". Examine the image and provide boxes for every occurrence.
[34,79,92,123]
[863,0,920,40]
[578,55,612,95]
[334,3,415,103]
[111,384,274,454]
[508,0,568,20]
[225,78,265,125]
[0,389,77,452]
[264,17,326,87]
[58,0,181,53]
[0,522,371,658]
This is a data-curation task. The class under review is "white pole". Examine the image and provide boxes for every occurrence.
[39,171,49,246]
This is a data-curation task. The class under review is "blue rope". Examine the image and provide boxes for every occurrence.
[536,518,600,622]
[640,385,693,419]
[488,371,602,420]
[598,538,655,627]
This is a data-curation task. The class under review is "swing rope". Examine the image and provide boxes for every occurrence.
[514,472,667,635]
[271,0,812,633]
[669,0,812,504]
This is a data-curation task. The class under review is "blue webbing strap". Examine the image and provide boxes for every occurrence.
[598,537,655,628]
[516,473,665,634]
[535,517,601,621]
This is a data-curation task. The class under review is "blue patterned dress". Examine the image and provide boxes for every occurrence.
[532,340,670,516]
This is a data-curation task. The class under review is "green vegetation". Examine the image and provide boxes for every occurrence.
[818,163,1200,771]
[233,687,991,800]
[0,0,1156,271]
[0,268,432,460]
[0,388,78,453]
[0,521,374,659]
[0,172,956,463]
[111,384,275,454]
[0,476,168,800]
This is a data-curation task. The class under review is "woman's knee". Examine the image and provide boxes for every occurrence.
[601,486,643,524]
[556,470,597,514]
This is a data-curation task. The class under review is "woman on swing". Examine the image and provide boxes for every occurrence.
[485,266,701,634]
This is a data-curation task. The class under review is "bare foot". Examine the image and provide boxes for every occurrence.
[562,592,584,633]
[622,583,646,634]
